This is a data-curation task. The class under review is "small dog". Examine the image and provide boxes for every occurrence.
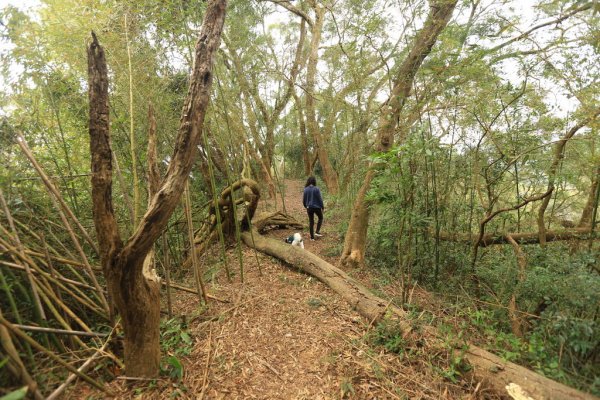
[284,232,304,249]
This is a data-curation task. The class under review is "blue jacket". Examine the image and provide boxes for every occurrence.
[303,185,324,209]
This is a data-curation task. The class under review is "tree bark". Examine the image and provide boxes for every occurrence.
[437,227,592,247]
[87,0,227,377]
[305,3,339,194]
[340,0,458,268]
[464,346,597,400]
[578,163,600,227]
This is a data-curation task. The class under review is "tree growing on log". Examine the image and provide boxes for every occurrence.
[340,0,458,268]
[87,0,227,377]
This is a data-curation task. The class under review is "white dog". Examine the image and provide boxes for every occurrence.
[284,232,304,249]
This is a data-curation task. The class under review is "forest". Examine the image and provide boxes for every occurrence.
[0,0,599,398]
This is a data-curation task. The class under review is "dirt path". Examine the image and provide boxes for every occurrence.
[74,179,472,399]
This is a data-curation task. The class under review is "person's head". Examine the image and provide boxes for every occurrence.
[305,176,317,187]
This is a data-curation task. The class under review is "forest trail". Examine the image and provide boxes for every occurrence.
[73,179,474,399]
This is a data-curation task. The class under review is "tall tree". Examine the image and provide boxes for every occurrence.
[339,0,458,268]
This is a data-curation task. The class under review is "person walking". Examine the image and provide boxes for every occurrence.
[303,176,324,241]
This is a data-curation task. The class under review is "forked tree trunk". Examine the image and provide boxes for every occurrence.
[340,0,458,268]
[87,0,227,377]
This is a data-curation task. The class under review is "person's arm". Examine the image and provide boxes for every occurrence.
[302,189,307,208]
[317,188,324,210]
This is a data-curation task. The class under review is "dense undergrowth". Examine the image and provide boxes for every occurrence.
[358,200,600,395]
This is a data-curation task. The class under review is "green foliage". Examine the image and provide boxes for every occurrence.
[367,319,406,355]
[160,318,193,357]
[0,387,27,400]
[164,356,184,381]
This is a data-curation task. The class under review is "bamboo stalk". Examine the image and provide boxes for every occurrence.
[112,153,135,231]
[15,134,99,254]
[46,193,109,313]
[24,249,101,272]
[159,238,173,318]
[185,183,208,304]
[12,324,108,338]
[0,308,44,400]
[200,124,231,281]
[45,324,116,400]
[0,193,46,320]
[5,236,105,319]
[0,314,111,394]
[0,269,34,362]
[124,13,140,224]
[160,280,228,303]
[34,276,94,335]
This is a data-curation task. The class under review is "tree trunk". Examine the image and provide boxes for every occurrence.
[340,0,458,268]
[578,164,600,227]
[538,109,600,245]
[87,0,227,377]
[305,4,339,193]
[293,91,312,176]
[437,227,592,246]
[108,259,161,377]
[464,346,597,400]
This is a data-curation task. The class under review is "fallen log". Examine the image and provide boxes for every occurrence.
[437,228,591,247]
[240,229,411,333]
[464,346,597,400]
[241,229,598,400]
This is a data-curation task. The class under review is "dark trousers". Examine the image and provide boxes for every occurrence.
[307,207,323,239]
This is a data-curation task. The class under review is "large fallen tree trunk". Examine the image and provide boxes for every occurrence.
[240,229,411,333]
[438,228,591,247]
[241,228,597,400]
[464,346,597,400]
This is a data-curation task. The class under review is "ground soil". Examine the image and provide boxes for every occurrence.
[70,179,488,399]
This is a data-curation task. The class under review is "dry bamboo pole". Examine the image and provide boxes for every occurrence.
[0,236,101,307]
[0,269,34,362]
[42,234,73,341]
[0,193,46,320]
[158,242,173,318]
[0,307,44,400]
[124,13,140,224]
[32,280,88,349]
[200,124,231,281]
[45,193,109,313]
[0,314,111,394]
[12,324,109,338]
[45,323,117,400]
[6,215,67,259]
[160,280,228,302]
[15,134,99,254]
[24,249,100,272]
[112,152,135,229]
[185,183,208,304]
[34,275,94,336]
[0,260,94,291]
